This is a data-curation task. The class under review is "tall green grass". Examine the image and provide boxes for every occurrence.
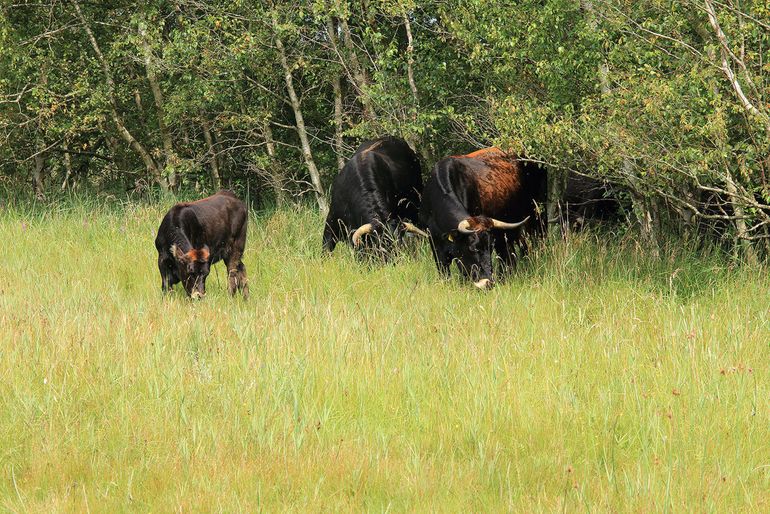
[0,199,768,512]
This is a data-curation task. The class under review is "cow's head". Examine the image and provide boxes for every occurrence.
[450,215,530,289]
[171,244,211,298]
[351,220,429,247]
[350,220,429,261]
[448,216,495,289]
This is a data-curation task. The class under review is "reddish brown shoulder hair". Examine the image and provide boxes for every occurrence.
[471,151,523,213]
[462,147,505,159]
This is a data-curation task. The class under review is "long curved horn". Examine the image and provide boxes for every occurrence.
[402,222,429,238]
[491,216,530,230]
[457,219,476,234]
[351,223,374,246]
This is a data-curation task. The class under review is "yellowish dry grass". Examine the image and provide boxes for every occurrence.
[0,200,768,512]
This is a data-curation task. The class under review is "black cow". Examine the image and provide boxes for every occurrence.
[419,148,547,289]
[155,190,249,299]
[322,136,427,255]
[563,172,620,229]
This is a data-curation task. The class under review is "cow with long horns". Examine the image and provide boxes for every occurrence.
[322,136,427,255]
[155,190,249,299]
[418,148,547,289]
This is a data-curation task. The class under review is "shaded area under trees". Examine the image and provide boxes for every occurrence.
[1,0,768,256]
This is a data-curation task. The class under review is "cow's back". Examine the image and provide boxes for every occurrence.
[327,136,422,229]
[157,190,247,262]
[453,149,544,220]
[367,137,422,212]
[184,191,246,238]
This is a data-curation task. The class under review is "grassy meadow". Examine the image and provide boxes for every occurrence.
[0,198,768,512]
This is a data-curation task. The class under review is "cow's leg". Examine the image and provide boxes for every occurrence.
[161,273,171,294]
[226,213,250,299]
[226,258,244,297]
[429,240,452,278]
[225,249,249,299]
[162,270,180,294]
[234,262,249,299]
[322,223,337,252]
[159,257,176,294]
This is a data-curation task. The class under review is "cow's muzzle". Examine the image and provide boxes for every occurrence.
[473,278,494,290]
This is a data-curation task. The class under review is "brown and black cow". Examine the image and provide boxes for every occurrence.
[418,148,547,289]
[155,190,249,299]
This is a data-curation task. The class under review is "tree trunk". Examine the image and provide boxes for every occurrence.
[139,21,176,189]
[32,64,48,199]
[326,18,347,171]
[402,10,425,155]
[133,89,145,116]
[334,6,375,122]
[692,9,760,259]
[273,29,328,213]
[583,0,659,252]
[546,170,567,236]
[73,0,167,192]
[577,0,620,239]
[264,122,277,160]
[581,0,610,89]
[630,191,659,256]
[32,147,45,199]
[213,126,225,178]
[704,0,770,133]
[332,74,346,172]
[725,166,757,262]
[201,117,221,190]
[263,122,286,207]
[403,11,419,111]
[61,143,73,190]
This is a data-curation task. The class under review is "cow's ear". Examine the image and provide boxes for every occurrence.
[171,244,188,263]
